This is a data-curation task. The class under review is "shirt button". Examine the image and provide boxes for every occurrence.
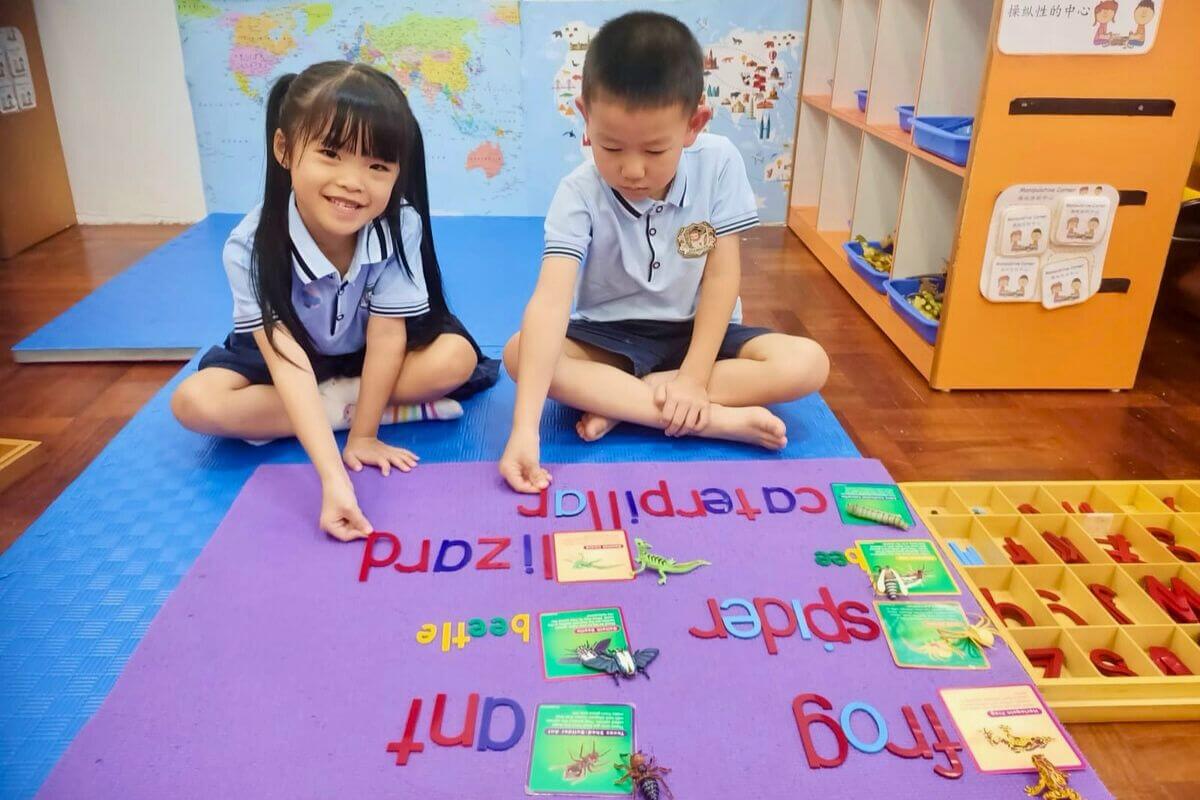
[649,228,657,235]
[656,205,664,213]
[337,314,345,321]
[653,261,661,269]
[338,285,346,295]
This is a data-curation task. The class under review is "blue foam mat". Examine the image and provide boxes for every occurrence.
[0,354,857,799]
[12,215,543,359]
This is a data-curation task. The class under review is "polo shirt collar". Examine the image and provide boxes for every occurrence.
[287,193,393,285]
[605,155,692,221]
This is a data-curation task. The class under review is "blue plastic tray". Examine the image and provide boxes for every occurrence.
[855,89,868,112]
[842,240,892,294]
[884,275,944,345]
[896,105,914,133]
[911,115,973,167]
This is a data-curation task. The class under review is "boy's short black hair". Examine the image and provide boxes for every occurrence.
[581,11,703,111]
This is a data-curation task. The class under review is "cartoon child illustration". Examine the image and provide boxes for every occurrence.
[1018,274,1031,297]
[1051,282,1065,302]
[1079,187,1090,195]
[1084,217,1101,240]
[1029,229,1043,251]
[997,275,1012,296]
[1009,230,1023,252]
[1093,1,1119,46]
[1068,277,1083,301]
[1066,217,1081,240]
[1127,0,1155,47]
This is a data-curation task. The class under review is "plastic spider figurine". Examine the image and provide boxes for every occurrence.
[614,751,673,800]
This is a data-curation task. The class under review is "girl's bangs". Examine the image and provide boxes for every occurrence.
[298,76,405,163]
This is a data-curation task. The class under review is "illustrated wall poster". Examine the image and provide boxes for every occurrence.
[997,0,1164,55]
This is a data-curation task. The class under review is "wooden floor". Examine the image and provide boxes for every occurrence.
[1,223,1198,798]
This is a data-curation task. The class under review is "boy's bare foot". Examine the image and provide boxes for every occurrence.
[576,412,618,442]
[706,404,788,450]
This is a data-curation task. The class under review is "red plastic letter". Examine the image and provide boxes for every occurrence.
[923,703,964,779]
[1041,531,1087,564]
[795,487,828,514]
[1024,647,1065,679]
[885,705,932,759]
[475,537,511,570]
[1141,576,1199,623]
[1091,648,1138,677]
[1149,646,1193,676]
[753,597,798,655]
[430,693,478,748]
[359,532,400,582]
[1088,583,1133,625]
[517,489,547,517]
[386,698,425,766]
[980,587,1035,628]
[1003,537,1038,565]
[791,693,848,769]
[1037,589,1088,626]
[688,598,729,639]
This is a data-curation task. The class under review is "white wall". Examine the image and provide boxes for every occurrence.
[33,0,206,223]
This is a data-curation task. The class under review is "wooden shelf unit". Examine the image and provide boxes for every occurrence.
[787,0,1200,389]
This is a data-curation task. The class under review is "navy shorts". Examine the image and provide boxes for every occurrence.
[198,312,499,401]
[565,318,773,378]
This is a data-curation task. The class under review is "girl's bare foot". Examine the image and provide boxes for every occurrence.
[705,404,787,450]
[576,412,619,442]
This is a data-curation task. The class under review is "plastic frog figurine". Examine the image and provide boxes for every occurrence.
[908,277,943,321]
[633,538,710,585]
[852,234,894,273]
[1025,754,1083,800]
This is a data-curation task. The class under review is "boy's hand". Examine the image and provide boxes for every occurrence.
[343,436,419,476]
[655,374,710,437]
[500,430,552,493]
[320,479,373,542]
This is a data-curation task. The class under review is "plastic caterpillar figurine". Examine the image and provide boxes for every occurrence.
[846,502,911,530]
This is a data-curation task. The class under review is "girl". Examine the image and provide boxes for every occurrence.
[1093,1,1118,46]
[172,62,498,541]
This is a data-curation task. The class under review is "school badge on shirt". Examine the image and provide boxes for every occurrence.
[676,221,717,258]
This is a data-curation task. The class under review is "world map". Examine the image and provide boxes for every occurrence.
[175,1,806,220]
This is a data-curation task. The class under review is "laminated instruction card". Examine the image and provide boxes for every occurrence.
[939,684,1084,774]
[539,608,630,680]
[875,601,989,670]
[527,704,635,795]
[552,530,635,583]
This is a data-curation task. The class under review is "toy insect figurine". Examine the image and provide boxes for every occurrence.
[873,565,925,599]
[982,724,1052,753]
[575,638,659,683]
[1026,754,1084,800]
[614,751,674,800]
[934,614,999,651]
[634,538,710,585]
[554,741,611,783]
[845,502,911,530]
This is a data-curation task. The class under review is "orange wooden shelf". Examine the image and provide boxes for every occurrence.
[788,206,934,379]
[0,438,40,493]
[802,94,966,177]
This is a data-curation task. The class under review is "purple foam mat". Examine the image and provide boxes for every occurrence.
[36,460,1111,799]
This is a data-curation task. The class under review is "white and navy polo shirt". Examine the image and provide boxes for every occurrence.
[223,194,430,355]
[543,132,759,323]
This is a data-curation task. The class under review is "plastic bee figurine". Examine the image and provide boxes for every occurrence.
[576,638,659,684]
[614,751,673,800]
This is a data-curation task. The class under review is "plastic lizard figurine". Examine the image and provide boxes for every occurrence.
[634,538,710,585]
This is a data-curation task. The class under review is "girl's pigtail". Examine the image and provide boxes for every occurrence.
[252,72,318,363]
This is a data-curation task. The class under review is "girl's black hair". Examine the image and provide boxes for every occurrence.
[254,61,448,362]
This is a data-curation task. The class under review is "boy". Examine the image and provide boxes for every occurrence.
[499,11,829,493]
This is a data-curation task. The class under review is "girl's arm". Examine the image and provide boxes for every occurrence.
[500,256,579,492]
[253,327,371,541]
[343,315,418,475]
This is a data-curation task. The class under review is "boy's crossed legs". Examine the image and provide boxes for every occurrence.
[503,329,829,449]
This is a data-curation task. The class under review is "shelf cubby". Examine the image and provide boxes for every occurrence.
[892,157,962,279]
[864,0,930,128]
[801,0,843,97]
[850,133,906,241]
[830,0,880,111]
[816,116,863,234]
